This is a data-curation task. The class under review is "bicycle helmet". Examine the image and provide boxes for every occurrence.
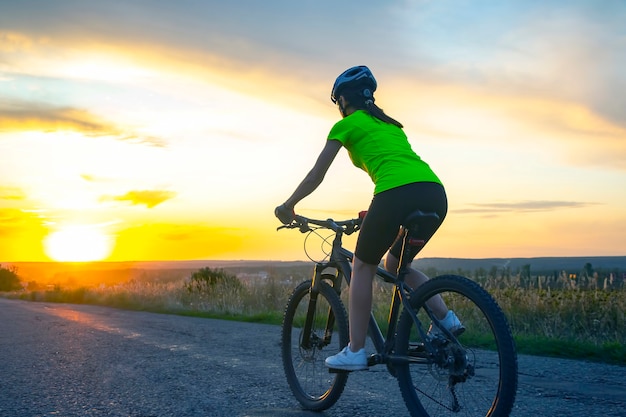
[331,65,377,104]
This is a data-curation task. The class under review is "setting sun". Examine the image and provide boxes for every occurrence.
[44,226,113,262]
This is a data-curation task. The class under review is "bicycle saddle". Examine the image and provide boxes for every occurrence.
[402,210,440,232]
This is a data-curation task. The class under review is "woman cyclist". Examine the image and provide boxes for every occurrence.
[275,65,462,371]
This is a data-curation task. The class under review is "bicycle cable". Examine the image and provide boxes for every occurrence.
[302,226,334,263]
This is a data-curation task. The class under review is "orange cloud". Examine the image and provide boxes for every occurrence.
[392,78,626,172]
[0,100,167,147]
[0,208,23,228]
[509,98,626,170]
[103,190,177,208]
[0,208,43,235]
[0,31,36,52]
[0,187,26,201]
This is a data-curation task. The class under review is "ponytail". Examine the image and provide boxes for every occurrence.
[341,87,404,128]
[365,101,403,129]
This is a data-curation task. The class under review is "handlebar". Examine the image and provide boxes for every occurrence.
[277,211,366,236]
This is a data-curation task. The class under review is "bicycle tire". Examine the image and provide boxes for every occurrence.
[281,279,350,411]
[395,274,518,417]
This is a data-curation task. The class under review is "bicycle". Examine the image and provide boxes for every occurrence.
[278,210,518,417]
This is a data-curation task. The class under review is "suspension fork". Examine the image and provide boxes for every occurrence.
[301,264,339,349]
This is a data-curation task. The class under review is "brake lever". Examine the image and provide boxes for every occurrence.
[277,218,310,232]
[298,220,311,233]
[277,221,299,231]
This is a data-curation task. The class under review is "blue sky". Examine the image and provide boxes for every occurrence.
[0,0,624,261]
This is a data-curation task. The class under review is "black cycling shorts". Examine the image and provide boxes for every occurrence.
[354,182,447,265]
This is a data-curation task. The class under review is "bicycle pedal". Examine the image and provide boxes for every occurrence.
[454,327,466,337]
[408,343,426,353]
[367,354,382,366]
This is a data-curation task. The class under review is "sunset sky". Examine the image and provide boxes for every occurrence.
[1,0,625,262]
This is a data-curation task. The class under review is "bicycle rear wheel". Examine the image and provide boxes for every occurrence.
[281,279,349,411]
[395,274,517,417]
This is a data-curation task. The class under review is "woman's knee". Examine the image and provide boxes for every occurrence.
[353,256,378,279]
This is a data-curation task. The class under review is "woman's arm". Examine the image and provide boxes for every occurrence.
[283,139,342,209]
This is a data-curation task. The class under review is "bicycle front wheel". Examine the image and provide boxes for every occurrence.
[395,274,518,417]
[281,279,349,411]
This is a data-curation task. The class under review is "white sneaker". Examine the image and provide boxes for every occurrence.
[428,310,465,337]
[325,344,368,371]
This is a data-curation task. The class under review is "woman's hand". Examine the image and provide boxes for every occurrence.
[275,204,295,224]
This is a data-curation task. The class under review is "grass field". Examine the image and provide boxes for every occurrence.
[3,264,625,365]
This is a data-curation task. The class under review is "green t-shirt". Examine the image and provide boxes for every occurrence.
[328,110,442,194]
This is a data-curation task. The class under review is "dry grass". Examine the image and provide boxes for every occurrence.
[4,265,625,364]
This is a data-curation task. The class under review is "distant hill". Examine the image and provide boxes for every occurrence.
[120,256,626,273]
[414,256,626,273]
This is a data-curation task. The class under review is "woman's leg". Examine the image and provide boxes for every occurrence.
[384,252,449,319]
[348,256,378,351]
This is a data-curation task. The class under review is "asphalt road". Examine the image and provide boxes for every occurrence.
[0,298,624,417]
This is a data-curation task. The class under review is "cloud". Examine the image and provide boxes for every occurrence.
[389,1,626,134]
[0,1,388,61]
[0,208,42,235]
[515,4,626,129]
[393,76,626,172]
[2,1,624,102]
[532,104,626,171]
[0,187,25,201]
[454,200,596,215]
[80,174,102,182]
[0,101,115,133]
[4,1,622,137]
[0,3,411,111]
[0,208,23,225]
[0,31,35,52]
[0,99,166,147]
[102,190,176,208]
[492,94,626,171]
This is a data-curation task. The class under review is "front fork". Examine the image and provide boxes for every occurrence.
[301,264,342,350]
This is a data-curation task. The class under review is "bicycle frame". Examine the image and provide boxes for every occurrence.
[304,224,435,367]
